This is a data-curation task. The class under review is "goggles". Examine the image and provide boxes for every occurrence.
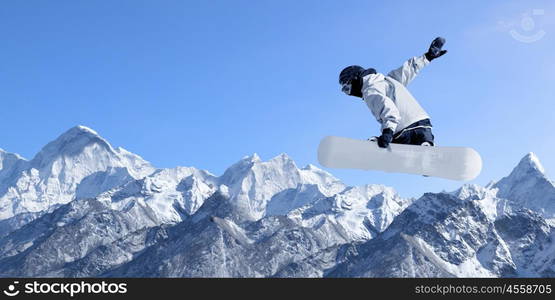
[341,82,352,95]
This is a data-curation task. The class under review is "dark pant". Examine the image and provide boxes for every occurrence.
[392,119,435,146]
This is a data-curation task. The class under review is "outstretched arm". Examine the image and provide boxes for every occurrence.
[387,37,447,86]
[387,55,430,87]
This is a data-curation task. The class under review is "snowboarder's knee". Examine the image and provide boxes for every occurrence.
[414,129,434,146]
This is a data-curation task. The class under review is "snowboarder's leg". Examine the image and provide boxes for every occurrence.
[412,127,435,146]
[391,119,434,146]
[391,130,411,144]
[392,128,434,146]
[392,119,434,146]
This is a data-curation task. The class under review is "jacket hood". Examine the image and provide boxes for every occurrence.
[362,73,386,86]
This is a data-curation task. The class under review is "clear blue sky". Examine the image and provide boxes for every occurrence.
[1,0,554,198]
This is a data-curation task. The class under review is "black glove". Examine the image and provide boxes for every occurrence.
[377,128,394,148]
[425,37,447,61]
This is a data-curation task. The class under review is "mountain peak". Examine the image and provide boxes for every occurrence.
[273,153,292,160]
[0,126,154,220]
[268,153,297,167]
[31,126,114,166]
[238,153,296,165]
[0,148,26,161]
[492,152,554,222]
[55,125,102,142]
[74,125,99,136]
[241,153,261,163]
[517,152,545,175]
[494,152,547,187]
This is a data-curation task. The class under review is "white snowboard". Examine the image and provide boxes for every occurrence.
[318,136,482,181]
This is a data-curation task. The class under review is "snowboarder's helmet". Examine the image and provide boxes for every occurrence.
[339,65,365,85]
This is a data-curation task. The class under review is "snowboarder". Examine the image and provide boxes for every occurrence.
[338,37,447,148]
[321,38,481,180]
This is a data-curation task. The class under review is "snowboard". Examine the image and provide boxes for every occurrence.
[317,136,482,181]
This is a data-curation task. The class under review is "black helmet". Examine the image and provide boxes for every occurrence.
[339,65,365,85]
[339,66,376,98]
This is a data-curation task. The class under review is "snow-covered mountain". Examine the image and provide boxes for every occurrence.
[491,153,555,225]
[0,126,553,277]
[0,126,155,223]
[327,193,554,277]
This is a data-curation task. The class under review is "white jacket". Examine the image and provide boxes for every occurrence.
[362,55,431,134]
